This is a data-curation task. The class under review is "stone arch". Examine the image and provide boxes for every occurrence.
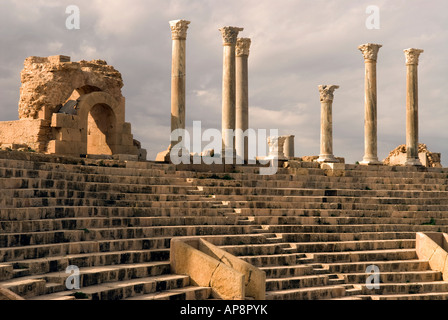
[63,85,103,105]
[7,55,146,160]
[18,56,124,120]
[76,92,125,156]
[87,103,117,155]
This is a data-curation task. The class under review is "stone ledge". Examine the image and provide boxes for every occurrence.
[416,232,448,280]
[170,237,265,300]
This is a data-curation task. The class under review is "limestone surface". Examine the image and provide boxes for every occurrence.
[19,56,123,120]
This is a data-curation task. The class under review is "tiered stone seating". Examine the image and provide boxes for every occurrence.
[0,151,448,300]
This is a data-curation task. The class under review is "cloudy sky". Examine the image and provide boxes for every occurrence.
[0,0,447,164]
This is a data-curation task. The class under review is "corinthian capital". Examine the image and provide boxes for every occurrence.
[318,85,340,102]
[219,26,244,46]
[169,20,190,40]
[358,43,382,61]
[236,38,251,57]
[404,48,424,65]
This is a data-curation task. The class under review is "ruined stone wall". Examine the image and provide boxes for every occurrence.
[19,55,124,120]
[0,55,147,160]
[383,143,441,167]
[0,119,51,153]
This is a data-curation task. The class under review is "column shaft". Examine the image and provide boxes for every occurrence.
[169,20,190,148]
[222,44,236,154]
[406,63,419,163]
[317,85,339,163]
[283,135,295,158]
[358,43,381,165]
[363,60,379,163]
[235,38,250,162]
[219,26,243,159]
[320,100,333,157]
[404,48,423,166]
[170,38,186,145]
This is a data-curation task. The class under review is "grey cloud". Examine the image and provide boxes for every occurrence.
[1,0,447,165]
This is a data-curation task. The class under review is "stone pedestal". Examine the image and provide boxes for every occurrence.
[169,20,190,148]
[283,135,295,158]
[317,85,339,163]
[219,26,244,159]
[235,38,251,162]
[404,48,424,166]
[266,136,288,160]
[358,43,382,165]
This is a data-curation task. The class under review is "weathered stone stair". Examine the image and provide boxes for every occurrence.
[1,151,448,300]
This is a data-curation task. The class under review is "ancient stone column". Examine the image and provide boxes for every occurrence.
[283,135,295,158]
[169,19,190,147]
[235,38,251,162]
[317,85,339,163]
[267,136,288,160]
[404,48,424,166]
[358,43,382,165]
[219,26,244,159]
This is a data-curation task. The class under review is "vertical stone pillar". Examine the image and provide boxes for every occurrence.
[404,48,424,166]
[267,136,288,160]
[219,26,244,159]
[235,38,251,162]
[169,19,190,147]
[358,43,382,165]
[317,85,339,163]
[283,135,295,158]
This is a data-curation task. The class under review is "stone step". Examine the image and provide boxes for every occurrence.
[0,237,173,263]
[243,216,448,226]
[324,260,431,273]
[215,194,448,205]
[240,208,448,219]
[369,292,448,300]
[264,224,447,233]
[0,263,13,281]
[0,215,242,233]
[0,225,259,249]
[259,265,315,278]
[196,186,448,199]
[0,234,269,263]
[280,232,416,242]
[239,253,300,267]
[266,274,332,291]
[124,286,212,300]
[0,188,206,201]
[194,178,448,192]
[4,249,170,275]
[219,243,291,256]
[6,261,171,293]
[28,274,190,300]
[0,168,191,186]
[359,281,448,295]
[292,239,416,252]
[309,249,418,263]
[344,270,442,283]
[0,206,236,221]
[266,285,346,300]
[223,200,448,211]
[1,278,47,298]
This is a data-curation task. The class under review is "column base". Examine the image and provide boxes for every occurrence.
[405,158,422,166]
[316,155,339,163]
[359,158,382,166]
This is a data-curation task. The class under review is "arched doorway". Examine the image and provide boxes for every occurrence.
[87,103,117,155]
